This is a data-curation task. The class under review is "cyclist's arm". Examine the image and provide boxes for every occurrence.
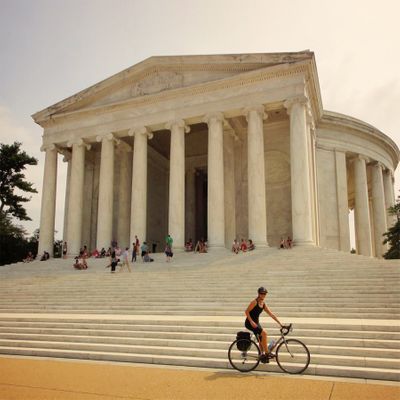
[264,304,283,327]
[245,300,258,328]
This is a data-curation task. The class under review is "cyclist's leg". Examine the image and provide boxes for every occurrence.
[260,329,268,354]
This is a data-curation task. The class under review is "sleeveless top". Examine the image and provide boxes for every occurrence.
[247,299,264,324]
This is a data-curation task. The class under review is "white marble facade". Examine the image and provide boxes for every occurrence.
[33,51,399,258]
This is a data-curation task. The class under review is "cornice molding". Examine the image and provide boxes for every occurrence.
[319,111,400,168]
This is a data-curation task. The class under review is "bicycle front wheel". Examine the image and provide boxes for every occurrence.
[276,339,310,374]
[228,339,261,372]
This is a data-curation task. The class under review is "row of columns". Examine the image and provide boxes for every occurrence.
[353,156,395,257]
[37,99,318,256]
[38,97,396,257]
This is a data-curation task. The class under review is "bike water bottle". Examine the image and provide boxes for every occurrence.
[268,339,276,352]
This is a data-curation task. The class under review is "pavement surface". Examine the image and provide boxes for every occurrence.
[0,356,399,400]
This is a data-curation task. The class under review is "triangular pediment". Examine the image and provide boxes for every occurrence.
[32,51,314,124]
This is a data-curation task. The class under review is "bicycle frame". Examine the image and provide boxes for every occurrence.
[253,324,294,355]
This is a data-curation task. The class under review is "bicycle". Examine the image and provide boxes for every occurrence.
[228,324,310,374]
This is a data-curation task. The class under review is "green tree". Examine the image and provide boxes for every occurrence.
[383,193,400,259]
[0,142,38,221]
[0,142,38,265]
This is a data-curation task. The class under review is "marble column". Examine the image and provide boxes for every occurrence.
[335,150,350,252]
[204,113,225,248]
[185,168,196,243]
[62,152,72,242]
[246,106,268,247]
[353,155,372,256]
[371,162,388,258]
[66,139,89,255]
[38,145,58,257]
[284,97,313,245]
[129,127,152,244]
[117,145,132,249]
[96,133,115,250]
[166,119,189,250]
[383,169,396,228]
[224,131,236,248]
[307,112,319,245]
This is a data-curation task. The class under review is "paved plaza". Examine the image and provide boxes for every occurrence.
[0,356,399,400]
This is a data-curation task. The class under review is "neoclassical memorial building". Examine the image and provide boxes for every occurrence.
[33,51,399,258]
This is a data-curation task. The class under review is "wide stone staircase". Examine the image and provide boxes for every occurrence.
[0,247,399,381]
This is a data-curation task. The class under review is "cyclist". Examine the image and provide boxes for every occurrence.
[245,286,283,363]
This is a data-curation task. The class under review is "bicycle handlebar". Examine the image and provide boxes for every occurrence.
[280,324,292,336]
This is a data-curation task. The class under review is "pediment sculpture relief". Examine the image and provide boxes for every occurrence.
[130,71,184,97]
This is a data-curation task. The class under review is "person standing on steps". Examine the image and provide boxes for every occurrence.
[245,287,283,363]
[120,247,132,272]
[165,234,173,248]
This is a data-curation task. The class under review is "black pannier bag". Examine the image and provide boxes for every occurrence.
[236,331,251,351]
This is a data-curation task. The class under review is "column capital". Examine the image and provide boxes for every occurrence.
[128,126,153,140]
[244,105,268,122]
[165,119,190,133]
[350,154,370,164]
[203,112,225,125]
[283,95,309,114]
[370,161,385,170]
[96,132,119,143]
[66,138,91,151]
[40,143,57,152]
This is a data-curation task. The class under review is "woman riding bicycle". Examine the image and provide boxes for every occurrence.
[245,286,283,363]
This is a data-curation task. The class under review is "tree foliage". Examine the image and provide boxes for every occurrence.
[0,142,39,265]
[383,193,400,259]
[0,211,38,265]
[0,142,38,221]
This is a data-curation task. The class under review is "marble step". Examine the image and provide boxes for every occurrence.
[0,322,398,339]
[0,332,398,360]
[0,345,398,381]
[0,309,396,319]
[0,337,399,368]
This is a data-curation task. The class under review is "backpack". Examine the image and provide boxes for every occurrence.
[236,331,251,351]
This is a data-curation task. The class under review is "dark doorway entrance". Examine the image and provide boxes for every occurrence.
[195,169,207,241]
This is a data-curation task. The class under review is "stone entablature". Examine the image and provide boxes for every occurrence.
[318,111,399,168]
[33,51,399,259]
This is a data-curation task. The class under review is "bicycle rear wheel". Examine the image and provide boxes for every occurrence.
[228,339,261,372]
[276,339,310,374]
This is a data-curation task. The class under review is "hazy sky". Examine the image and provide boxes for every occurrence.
[0,0,399,241]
